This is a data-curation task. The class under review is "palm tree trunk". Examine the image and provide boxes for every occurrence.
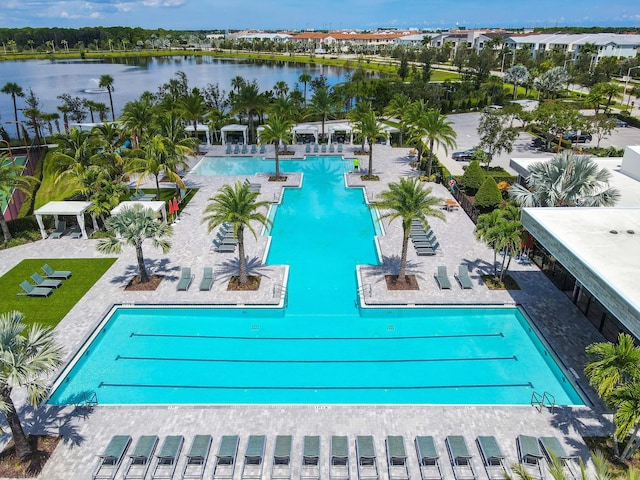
[0,387,32,460]
[427,139,435,177]
[368,142,373,176]
[621,423,640,461]
[1,216,13,243]
[108,89,115,122]
[155,174,161,200]
[275,149,280,179]
[499,247,509,282]
[492,246,498,277]
[135,244,149,283]
[398,230,409,282]
[238,227,248,284]
[11,95,21,141]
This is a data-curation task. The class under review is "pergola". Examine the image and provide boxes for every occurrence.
[110,201,168,222]
[328,123,353,144]
[185,124,211,145]
[292,124,319,144]
[221,124,248,145]
[34,201,93,239]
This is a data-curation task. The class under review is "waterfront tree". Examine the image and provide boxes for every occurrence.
[259,115,293,180]
[98,74,116,121]
[1,82,25,140]
[406,104,457,178]
[353,109,386,178]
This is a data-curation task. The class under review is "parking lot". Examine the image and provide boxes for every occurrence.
[438,112,640,176]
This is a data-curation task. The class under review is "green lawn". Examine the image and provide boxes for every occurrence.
[0,258,117,328]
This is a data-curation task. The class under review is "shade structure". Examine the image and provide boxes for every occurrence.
[221,124,249,145]
[111,201,168,222]
[34,201,94,239]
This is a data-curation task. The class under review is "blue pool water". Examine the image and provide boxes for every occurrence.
[49,156,584,405]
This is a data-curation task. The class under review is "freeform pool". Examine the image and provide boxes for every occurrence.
[49,156,583,406]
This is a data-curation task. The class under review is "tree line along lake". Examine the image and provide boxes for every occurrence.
[0,55,353,130]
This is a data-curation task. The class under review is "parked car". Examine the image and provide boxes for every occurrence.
[452,148,492,162]
[615,118,628,128]
[563,132,592,143]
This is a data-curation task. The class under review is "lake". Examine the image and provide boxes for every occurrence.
[0,56,351,131]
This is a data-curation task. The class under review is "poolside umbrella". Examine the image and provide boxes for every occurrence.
[172,197,179,214]
[168,200,175,216]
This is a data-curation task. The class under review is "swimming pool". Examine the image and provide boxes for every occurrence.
[49,156,584,405]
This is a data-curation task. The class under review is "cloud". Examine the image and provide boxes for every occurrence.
[141,0,185,6]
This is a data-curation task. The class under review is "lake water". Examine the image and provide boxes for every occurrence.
[0,56,351,130]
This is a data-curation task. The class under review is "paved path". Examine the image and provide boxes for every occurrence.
[0,144,611,479]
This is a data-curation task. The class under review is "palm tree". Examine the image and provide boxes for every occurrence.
[371,177,444,283]
[98,74,116,121]
[120,95,156,147]
[383,93,411,146]
[299,73,312,104]
[406,104,457,177]
[127,134,191,199]
[509,151,620,207]
[0,158,38,242]
[1,82,25,140]
[231,76,246,94]
[273,81,289,98]
[308,87,336,141]
[504,65,530,99]
[353,109,386,178]
[202,181,272,285]
[231,82,267,144]
[270,96,301,122]
[259,115,293,180]
[493,218,522,282]
[178,89,207,138]
[611,382,640,461]
[475,209,503,277]
[0,311,63,460]
[97,204,173,283]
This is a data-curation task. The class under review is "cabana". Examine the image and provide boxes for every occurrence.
[292,124,319,144]
[328,123,353,144]
[34,201,94,239]
[380,125,400,145]
[111,201,168,222]
[221,124,249,145]
[185,123,211,145]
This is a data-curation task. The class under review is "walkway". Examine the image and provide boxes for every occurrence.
[0,143,611,479]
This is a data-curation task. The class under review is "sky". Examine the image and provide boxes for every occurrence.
[0,0,639,31]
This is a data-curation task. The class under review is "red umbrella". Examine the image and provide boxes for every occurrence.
[168,200,175,215]
[172,197,179,214]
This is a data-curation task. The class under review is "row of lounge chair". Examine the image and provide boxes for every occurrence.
[17,264,72,297]
[225,144,266,155]
[48,221,82,239]
[176,267,214,291]
[304,143,343,154]
[434,265,474,290]
[211,222,241,253]
[93,434,576,480]
[410,220,440,256]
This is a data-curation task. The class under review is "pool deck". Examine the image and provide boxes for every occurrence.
[0,144,612,479]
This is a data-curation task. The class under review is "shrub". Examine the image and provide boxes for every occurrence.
[459,160,485,194]
[475,176,503,209]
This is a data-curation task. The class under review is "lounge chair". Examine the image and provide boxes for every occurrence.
[435,266,452,289]
[305,144,311,153]
[242,144,248,154]
[476,436,507,480]
[199,267,214,292]
[301,436,320,480]
[251,144,257,154]
[234,144,240,154]
[539,437,577,479]
[213,435,240,480]
[226,144,232,154]
[271,435,292,480]
[93,435,132,480]
[313,143,319,153]
[216,232,238,245]
[49,220,67,239]
[31,272,62,289]
[321,144,327,153]
[123,435,159,480]
[70,228,83,239]
[151,435,184,480]
[516,435,544,480]
[182,435,212,480]
[415,436,443,480]
[445,436,476,480]
[18,280,53,297]
[330,436,350,480]
[244,178,261,192]
[356,436,379,480]
[455,266,474,289]
[386,436,409,480]
[176,267,194,291]
[330,143,335,153]
[413,238,437,248]
[338,144,343,153]
[259,144,266,154]
[212,239,236,253]
[416,242,440,256]
[42,263,72,279]
[241,435,266,480]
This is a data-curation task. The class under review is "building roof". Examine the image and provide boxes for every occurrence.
[34,201,92,216]
[508,33,640,47]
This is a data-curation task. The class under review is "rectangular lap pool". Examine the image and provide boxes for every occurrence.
[48,306,584,406]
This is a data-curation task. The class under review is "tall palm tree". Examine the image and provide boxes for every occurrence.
[308,87,336,141]
[406,104,457,177]
[0,311,63,460]
[0,159,38,242]
[383,93,411,146]
[120,95,156,147]
[127,134,190,199]
[611,382,640,461]
[270,96,301,122]
[299,73,312,104]
[504,65,530,99]
[509,151,620,207]
[97,204,173,283]
[98,74,116,121]
[353,109,385,177]
[493,218,523,282]
[371,178,444,283]
[1,82,25,140]
[259,115,293,180]
[231,82,267,144]
[231,76,246,94]
[178,89,207,138]
[475,209,503,277]
[202,181,272,285]
[273,81,289,98]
